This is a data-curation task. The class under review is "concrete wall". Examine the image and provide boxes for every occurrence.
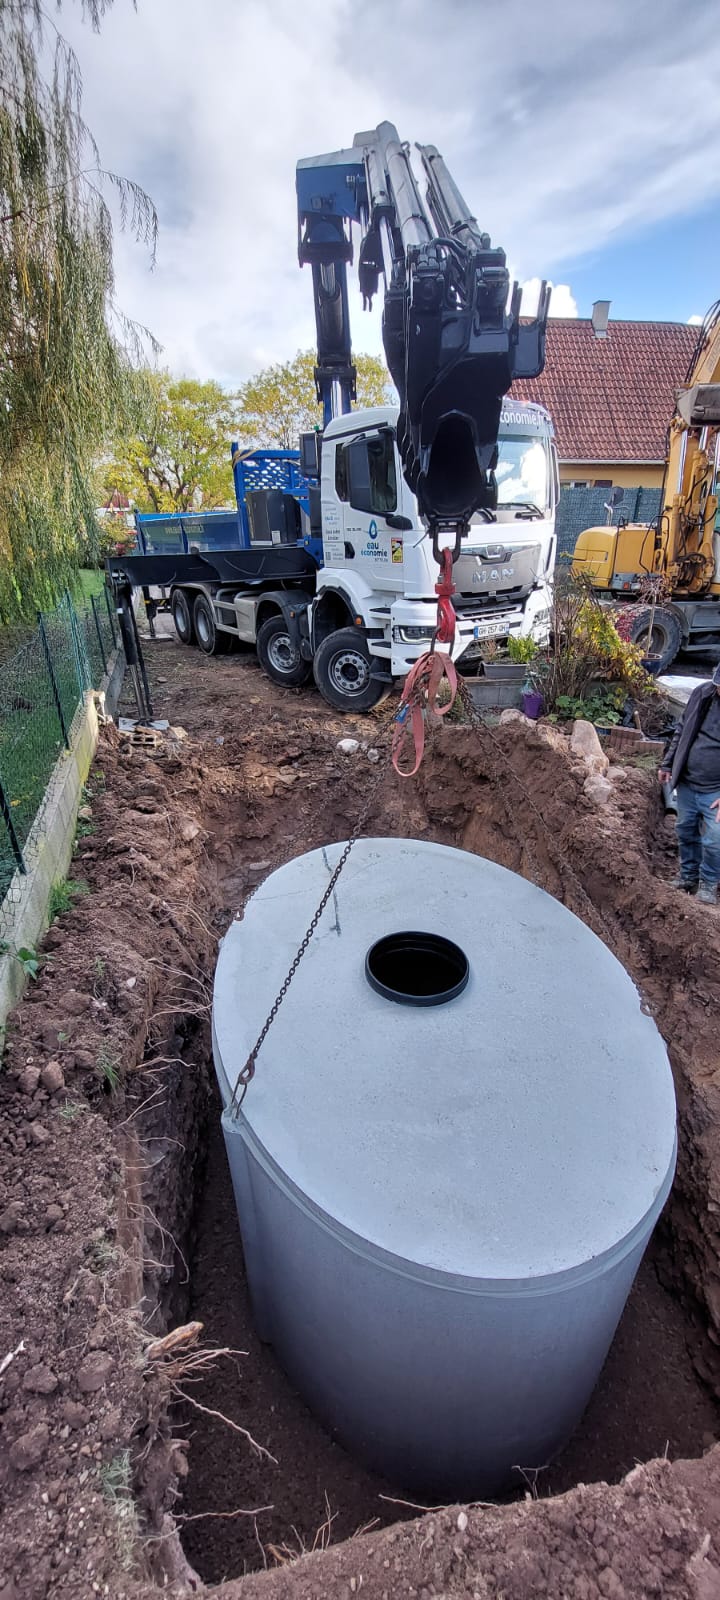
[0,648,124,1034]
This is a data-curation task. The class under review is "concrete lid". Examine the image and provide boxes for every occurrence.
[213,839,676,1281]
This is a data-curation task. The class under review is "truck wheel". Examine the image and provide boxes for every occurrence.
[313,627,385,712]
[628,607,683,673]
[171,589,195,645]
[257,614,312,687]
[193,593,228,656]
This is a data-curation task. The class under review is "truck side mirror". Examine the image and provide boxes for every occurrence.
[346,438,375,514]
[386,512,413,531]
[300,431,321,479]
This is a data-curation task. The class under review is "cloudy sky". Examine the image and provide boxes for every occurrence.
[60,0,720,385]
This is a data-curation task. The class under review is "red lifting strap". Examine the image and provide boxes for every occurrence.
[392,652,459,777]
[434,547,456,647]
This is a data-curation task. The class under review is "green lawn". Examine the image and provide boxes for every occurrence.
[76,568,106,600]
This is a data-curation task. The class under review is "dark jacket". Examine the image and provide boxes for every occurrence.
[663,681,717,788]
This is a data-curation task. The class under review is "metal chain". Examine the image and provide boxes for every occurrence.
[228,721,396,1116]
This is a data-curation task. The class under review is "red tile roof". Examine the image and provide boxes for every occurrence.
[514,319,698,464]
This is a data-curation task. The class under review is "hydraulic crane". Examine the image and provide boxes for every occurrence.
[296,121,549,555]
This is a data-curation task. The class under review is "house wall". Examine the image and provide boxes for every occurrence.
[560,461,664,490]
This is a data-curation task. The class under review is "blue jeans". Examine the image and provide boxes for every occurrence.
[675,783,720,886]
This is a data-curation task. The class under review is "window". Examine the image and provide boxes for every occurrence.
[365,432,397,515]
[495,436,550,511]
[593,479,612,488]
[335,444,349,502]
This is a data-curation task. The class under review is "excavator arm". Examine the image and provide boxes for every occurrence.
[297,122,548,546]
[660,301,720,594]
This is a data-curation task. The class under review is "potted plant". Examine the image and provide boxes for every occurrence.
[482,634,537,682]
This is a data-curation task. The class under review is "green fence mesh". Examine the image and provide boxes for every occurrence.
[0,589,116,921]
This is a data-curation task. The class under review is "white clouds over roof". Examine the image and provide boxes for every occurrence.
[60,0,720,383]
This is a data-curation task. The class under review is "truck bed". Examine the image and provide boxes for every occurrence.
[108,545,318,590]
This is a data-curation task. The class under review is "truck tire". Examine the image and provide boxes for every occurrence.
[171,589,195,645]
[193,593,228,656]
[313,627,386,713]
[256,614,312,688]
[628,607,683,673]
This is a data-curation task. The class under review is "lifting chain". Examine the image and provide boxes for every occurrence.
[228,729,394,1116]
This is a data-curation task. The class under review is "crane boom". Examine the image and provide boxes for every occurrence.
[297,122,548,544]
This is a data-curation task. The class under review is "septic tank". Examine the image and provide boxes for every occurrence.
[212,838,676,1498]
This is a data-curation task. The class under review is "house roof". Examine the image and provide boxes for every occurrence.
[514,318,699,464]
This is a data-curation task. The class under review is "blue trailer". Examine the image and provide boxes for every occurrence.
[133,447,322,565]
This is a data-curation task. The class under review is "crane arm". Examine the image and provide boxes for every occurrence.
[297,122,548,542]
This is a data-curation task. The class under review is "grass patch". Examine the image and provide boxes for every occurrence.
[96,1042,120,1093]
[76,568,106,600]
[48,877,89,921]
[99,1450,138,1571]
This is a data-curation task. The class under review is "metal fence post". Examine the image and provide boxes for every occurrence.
[90,594,108,674]
[65,592,90,694]
[104,583,118,647]
[37,613,70,749]
[0,771,26,877]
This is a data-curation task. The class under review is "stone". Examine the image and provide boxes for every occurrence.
[23,1363,58,1395]
[584,774,614,807]
[99,1406,122,1442]
[61,1408,88,1433]
[367,748,381,763]
[17,1065,41,1096]
[76,1351,113,1394]
[28,1120,50,1145]
[337,738,360,755]
[77,805,93,821]
[9,1423,49,1471]
[499,708,532,726]
[0,1201,24,1235]
[179,818,201,843]
[40,1061,65,1094]
[570,719,609,775]
[45,1204,64,1228]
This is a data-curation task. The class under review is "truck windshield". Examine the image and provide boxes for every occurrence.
[495,435,550,514]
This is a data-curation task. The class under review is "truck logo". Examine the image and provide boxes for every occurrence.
[368,520,378,539]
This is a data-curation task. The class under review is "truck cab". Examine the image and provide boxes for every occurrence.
[314,401,557,688]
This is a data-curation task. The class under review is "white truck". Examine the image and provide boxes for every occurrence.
[309,400,557,709]
[114,399,556,714]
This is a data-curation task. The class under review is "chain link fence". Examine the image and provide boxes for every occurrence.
[0,588,117,921]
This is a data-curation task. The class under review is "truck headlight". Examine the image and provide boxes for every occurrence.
[395,625,435,642]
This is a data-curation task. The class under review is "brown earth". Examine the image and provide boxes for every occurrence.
[1,637,720,1598]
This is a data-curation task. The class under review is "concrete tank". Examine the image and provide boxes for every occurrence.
[212,839,676,1498]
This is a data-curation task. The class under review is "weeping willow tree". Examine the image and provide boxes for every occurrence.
[0,0,157,621]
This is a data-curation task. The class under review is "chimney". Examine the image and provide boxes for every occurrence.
[591,300,611,339]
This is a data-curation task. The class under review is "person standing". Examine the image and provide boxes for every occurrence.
[658,665,720,905]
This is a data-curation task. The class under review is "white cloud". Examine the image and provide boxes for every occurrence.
[57,0,720,384]
[521,279,578,318]
[688,314,704,325]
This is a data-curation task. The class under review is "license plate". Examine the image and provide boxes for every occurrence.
[473,622,510,640]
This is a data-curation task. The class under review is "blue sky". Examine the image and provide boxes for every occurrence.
[557,203,720,324]
[57,0,720,382]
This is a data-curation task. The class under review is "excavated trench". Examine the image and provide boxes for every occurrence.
[123,665,720,1589]
[3,643,720,1598]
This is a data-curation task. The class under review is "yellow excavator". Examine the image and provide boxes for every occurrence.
[571,301,720,671]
